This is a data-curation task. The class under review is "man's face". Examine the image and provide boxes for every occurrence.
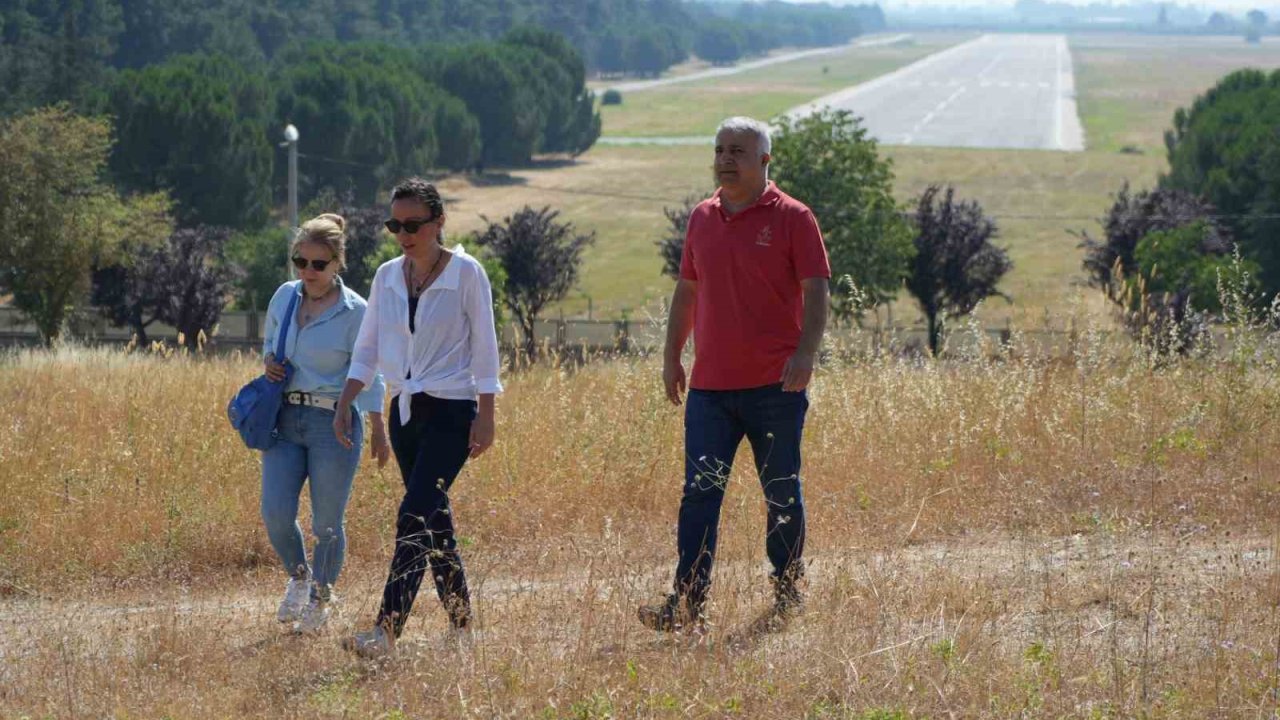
[714,129,769,193]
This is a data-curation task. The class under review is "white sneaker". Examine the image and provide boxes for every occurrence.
[276,575,311,623]
[343,623,395,659]
[296,596,331,634]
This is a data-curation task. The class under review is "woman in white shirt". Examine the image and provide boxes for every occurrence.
[334,177,502,658]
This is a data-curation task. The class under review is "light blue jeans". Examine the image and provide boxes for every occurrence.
[261,404,363,600]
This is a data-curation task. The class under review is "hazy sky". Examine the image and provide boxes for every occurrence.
[791,0,1277,11]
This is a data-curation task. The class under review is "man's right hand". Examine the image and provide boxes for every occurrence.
[663,358,687,406]
[264,354,287,383]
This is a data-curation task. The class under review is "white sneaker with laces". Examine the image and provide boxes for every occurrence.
[344,624,394,659]
[276,575,311,623]
[296,596,331,634]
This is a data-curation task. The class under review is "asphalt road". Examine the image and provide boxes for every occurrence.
[786,34,1085,151]
[600,34,914,94]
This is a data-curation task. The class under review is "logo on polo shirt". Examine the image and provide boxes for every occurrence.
[756,226,773,247]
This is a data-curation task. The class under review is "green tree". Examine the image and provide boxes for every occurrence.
[593,26,628,75]
[0,1,120,114]
[1126,221,1253,352]
[771,109,914,318]
[1134,220,1248,313]
[0,106,169,345]
[275,43,448,200]
[502,27,600,155]
[1079,183,1227,306]
[1079,184,1244,352]
[435,43,541,165]
[434,96,483,171]
[49,0,122,111]
[1246,9,1268,42]
[625,29,682,77]
[1162,69,1280,298]
[694,25,744,65]
[477,252,508,336]
[226,227,289,311]
[108,53,274,229]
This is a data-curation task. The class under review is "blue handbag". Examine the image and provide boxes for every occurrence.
[227,285,299,450]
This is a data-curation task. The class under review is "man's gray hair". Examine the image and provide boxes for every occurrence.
[715,116,771,156]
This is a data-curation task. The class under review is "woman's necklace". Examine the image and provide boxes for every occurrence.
[406,248,446,298]
[300,282,336,325]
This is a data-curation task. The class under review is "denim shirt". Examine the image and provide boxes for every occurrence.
[262,278,386,415]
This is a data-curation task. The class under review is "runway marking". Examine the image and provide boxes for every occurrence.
[976,52,1005,81]
[908,85,968,142]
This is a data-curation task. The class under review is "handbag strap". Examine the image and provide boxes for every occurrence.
[274,282,300,361]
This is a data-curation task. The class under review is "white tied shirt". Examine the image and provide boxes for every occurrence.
[348,247,503,425]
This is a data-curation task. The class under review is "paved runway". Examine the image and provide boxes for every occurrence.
[603,34,914,94]
[786,34,1085,151]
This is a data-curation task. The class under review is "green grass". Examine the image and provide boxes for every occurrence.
[1072,34,1280,153]
[598,33,975,138]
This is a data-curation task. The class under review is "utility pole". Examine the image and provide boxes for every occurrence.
[282,124,300,278]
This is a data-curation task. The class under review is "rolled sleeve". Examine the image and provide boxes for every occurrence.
[466,261,504,395]
[355,372,386,414]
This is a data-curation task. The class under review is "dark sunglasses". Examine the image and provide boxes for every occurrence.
[291,256,333,272]
[384,217,437,234]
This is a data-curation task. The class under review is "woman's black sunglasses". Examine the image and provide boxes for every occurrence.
[291,256,333,272]
[384,217,437,234]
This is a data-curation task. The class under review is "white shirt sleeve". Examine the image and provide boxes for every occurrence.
[465,261,504,395]
[347,267,382,387]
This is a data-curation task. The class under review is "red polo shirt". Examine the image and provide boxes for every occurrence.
[680,181,831,390]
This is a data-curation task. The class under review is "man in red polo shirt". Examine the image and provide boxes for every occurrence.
[639,116,830,633]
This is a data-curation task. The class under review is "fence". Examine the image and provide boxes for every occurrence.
[0,305,1104,358]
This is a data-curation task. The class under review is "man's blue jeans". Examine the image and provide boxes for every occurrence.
[261,404,363,599]
[675,383,808,606]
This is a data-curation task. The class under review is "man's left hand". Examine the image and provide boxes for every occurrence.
[781,351,815,392]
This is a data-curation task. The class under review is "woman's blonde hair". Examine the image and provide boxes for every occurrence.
[292,213,347,270]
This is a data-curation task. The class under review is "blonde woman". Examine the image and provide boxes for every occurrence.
[335,178,502,658]
[260,213,388,634]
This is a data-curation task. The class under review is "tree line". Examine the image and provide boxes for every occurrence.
[0,0,884,96]
[99,28,599,232]
[689,2,886,67]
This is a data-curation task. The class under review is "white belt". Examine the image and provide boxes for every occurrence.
[284,391,337,411]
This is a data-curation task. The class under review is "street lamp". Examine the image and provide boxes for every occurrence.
[281,124,299,277]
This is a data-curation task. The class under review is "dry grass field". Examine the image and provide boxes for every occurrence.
[9,32,1280,720]
[1071,34,1280,154]
[4,322,1280,717]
